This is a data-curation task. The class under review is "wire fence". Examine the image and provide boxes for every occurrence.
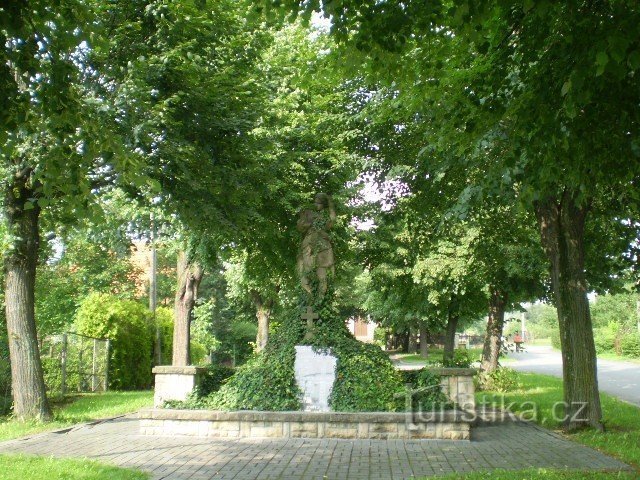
[41,333,110,395]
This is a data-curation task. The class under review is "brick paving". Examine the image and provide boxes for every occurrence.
[0,415,631,479]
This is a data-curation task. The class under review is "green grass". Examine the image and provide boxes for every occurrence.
[477,372,640,472]
[393,348,483,365]
[0,454,148,480]
[529,338,552,346]
[429,469,636,480]
[597,352,640,364]
[0,391,152,442]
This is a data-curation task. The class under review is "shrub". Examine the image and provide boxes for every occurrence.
[207,346,301,411]
[198,285,407,412]
[75,293,153,390]
[399,369,450,411]
[156,307,174,365]
[41,357,62,393]
[620,333,640,358]
[593,322,619,354]
[329,341,404,412]
[478,367,521,393]
[199,364,235,396]
[444,349,472,368]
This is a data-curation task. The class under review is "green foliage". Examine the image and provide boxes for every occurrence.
[154,306,208,365]
[75,294,153,390]
[41,358,63,394]
[620,333,640,358]
[477,367,521,393]
[155,307,174,365]
[179,285,407,412]
[207,345,301,411]
[329,341,404,412]
[521,304,559,341]
[399,369,450,411]
[190,342,207,366]
[0,320,10,416]
[591,293,638,331]
[550,329,562,350]
[199,365,235,397]
[593,323,620,354]
[443,349,472,368]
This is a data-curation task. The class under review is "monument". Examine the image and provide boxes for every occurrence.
[296,192,336,301]
[294,193,338,411]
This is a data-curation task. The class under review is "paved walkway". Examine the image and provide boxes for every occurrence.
[509,346,640,407]
[0,415,630,479]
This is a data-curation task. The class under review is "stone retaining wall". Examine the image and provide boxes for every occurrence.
[139,409,472,440]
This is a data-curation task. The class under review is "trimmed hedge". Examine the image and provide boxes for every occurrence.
[75,293,153,390]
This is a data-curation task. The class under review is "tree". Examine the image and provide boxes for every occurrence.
[0,0,144,420]
[265,0,640,431]
[224,251,283,352]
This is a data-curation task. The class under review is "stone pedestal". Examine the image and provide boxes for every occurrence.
[294,346,337,412]
[426,368,477,411]
[152,366,206,407]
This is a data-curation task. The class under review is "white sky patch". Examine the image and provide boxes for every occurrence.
[349,173,410,231]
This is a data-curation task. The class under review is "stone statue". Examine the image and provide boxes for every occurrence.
[297,193,336,299]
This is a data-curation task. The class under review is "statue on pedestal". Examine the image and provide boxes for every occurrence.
[296,193,336,300]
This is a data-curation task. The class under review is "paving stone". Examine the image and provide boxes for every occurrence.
[0,415,632,479]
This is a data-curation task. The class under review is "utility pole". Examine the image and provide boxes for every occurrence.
[150,211,161,365]
[521,311,527,341]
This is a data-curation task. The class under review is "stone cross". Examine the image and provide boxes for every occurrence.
[301,306,319,339]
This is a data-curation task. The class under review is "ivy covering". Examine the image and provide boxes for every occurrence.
[188,284,447,412]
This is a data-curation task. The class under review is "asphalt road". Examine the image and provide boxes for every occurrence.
[509,346,640,407]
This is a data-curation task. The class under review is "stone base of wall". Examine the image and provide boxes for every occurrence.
[426,368,477,411]
[152,366,206,407]
[139,409,473,440]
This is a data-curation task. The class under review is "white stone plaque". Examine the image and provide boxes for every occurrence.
[294,345,337,412]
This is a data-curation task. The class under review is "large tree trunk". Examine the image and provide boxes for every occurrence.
[535,192,602,431]
[419,323,429,358]
[481,288,508,373]
[251,291,273,353]
[4,172,52,421]
[172,251,204,366]
[443,312,459,366]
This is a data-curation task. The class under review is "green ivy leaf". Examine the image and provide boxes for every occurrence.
[628,50,640,71]
[595,51,609,76]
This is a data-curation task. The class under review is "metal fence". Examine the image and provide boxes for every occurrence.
[41,333,110,395]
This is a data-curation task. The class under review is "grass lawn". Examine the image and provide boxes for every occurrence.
[597,352,640,364]
[394,348,484,365]
[473,372,640,479]
[0,454,148,480]
[0,391,153,442]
